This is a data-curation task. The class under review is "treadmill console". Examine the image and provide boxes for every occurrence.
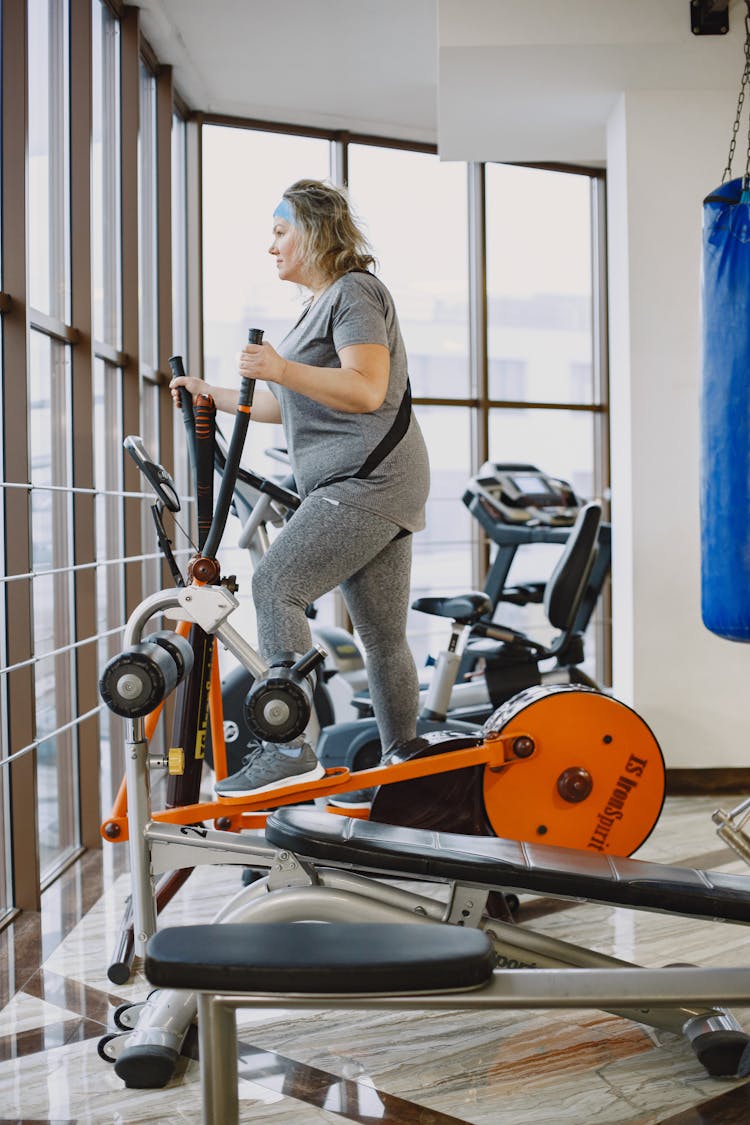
[464,462,581,532]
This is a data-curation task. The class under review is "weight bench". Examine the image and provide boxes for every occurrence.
[145,920,750,1125]
[265,807,750,923]
[145,921,494,1124]
[119,807,750,1097]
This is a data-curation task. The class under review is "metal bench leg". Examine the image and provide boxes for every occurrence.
[198,994,239,1125]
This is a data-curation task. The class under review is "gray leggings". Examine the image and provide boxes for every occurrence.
[251,495,419,753]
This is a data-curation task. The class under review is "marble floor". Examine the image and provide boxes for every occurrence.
[1,794,750,1124]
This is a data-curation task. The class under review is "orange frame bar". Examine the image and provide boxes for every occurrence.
[101,729,530,842]
[101,613,535,844]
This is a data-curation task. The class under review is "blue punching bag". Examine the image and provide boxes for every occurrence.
[701,176,750,640]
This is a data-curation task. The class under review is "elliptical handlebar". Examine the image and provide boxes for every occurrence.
[170,329,261,564]
[201,329,259,559]
[168,355,197,476]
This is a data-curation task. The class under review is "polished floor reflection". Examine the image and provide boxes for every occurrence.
[1,795,750,1123]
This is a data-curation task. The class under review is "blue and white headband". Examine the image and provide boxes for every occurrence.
[273,197,296,225]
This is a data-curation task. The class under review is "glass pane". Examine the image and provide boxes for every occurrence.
[347,146,469,399]
[92,0,122,347]
[488,406,600,674]
[138,62,158,367]
[488,407,595,499]
[0,147,8,910]
[201,125,330,391]
[94,359,125,812]
[29,332,79,876]
[171,114,188,359]
[28,0,71,319]
[201,126,330,643]
[486,165,593,404]
[139,380,162,598]
[409,406,473,670]
[170,113,192,557]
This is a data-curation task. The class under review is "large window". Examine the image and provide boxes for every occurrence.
[0,0,185,911]
[199,126,607,677]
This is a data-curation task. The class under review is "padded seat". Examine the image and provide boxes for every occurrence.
[145,922,495,995]
[411,591,492,624]
[265,808,750,924]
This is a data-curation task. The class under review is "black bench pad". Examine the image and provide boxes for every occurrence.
[144,922,495,994]
[265,808,750,925]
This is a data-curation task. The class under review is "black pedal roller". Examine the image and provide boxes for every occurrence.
[147,630,194,680]
[243,647,326,743]
[99,632,194,718]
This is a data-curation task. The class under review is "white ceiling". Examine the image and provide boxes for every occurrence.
[439,0,748,164]
[136,0,439,143]
[136,0,749,163]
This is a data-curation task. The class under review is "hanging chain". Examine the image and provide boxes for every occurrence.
[722,0,750,185]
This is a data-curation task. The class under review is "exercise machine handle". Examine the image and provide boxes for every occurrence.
[168,355,197,476]
[194,393,216,550]
[200,328,261,560]
[243,327,264,408]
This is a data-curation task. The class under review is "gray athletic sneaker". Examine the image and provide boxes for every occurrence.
[328,786,375,809]
[215,741,324,798]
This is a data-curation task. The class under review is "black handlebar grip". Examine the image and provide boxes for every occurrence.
[169,354,197,472]
[239,328,263,410]
[200,329,262,559]
[169,354,193,411]
[168,354,186,380]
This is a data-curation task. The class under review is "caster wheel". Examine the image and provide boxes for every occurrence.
[113,1003,139,1031]
[97,1033,121,1063]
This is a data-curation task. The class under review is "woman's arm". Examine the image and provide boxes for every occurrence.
[169,375,282,423]
[239,341,390,414]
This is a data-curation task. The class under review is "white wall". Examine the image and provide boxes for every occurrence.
[606,88,750,768]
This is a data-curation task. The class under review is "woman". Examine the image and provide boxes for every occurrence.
[170,179,430,797]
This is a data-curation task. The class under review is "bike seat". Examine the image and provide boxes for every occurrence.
[412,592,492,625]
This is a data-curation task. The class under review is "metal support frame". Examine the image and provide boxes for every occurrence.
[195,964,750,1125]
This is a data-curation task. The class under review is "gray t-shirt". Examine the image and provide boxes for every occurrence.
[271,271,430,532]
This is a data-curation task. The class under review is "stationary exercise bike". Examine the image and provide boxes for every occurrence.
[102,347,665,849]
[208,445,614,774]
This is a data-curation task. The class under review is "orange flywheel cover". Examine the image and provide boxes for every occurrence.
[481,685,665,856]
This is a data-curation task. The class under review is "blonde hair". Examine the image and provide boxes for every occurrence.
[281,180,376,282]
